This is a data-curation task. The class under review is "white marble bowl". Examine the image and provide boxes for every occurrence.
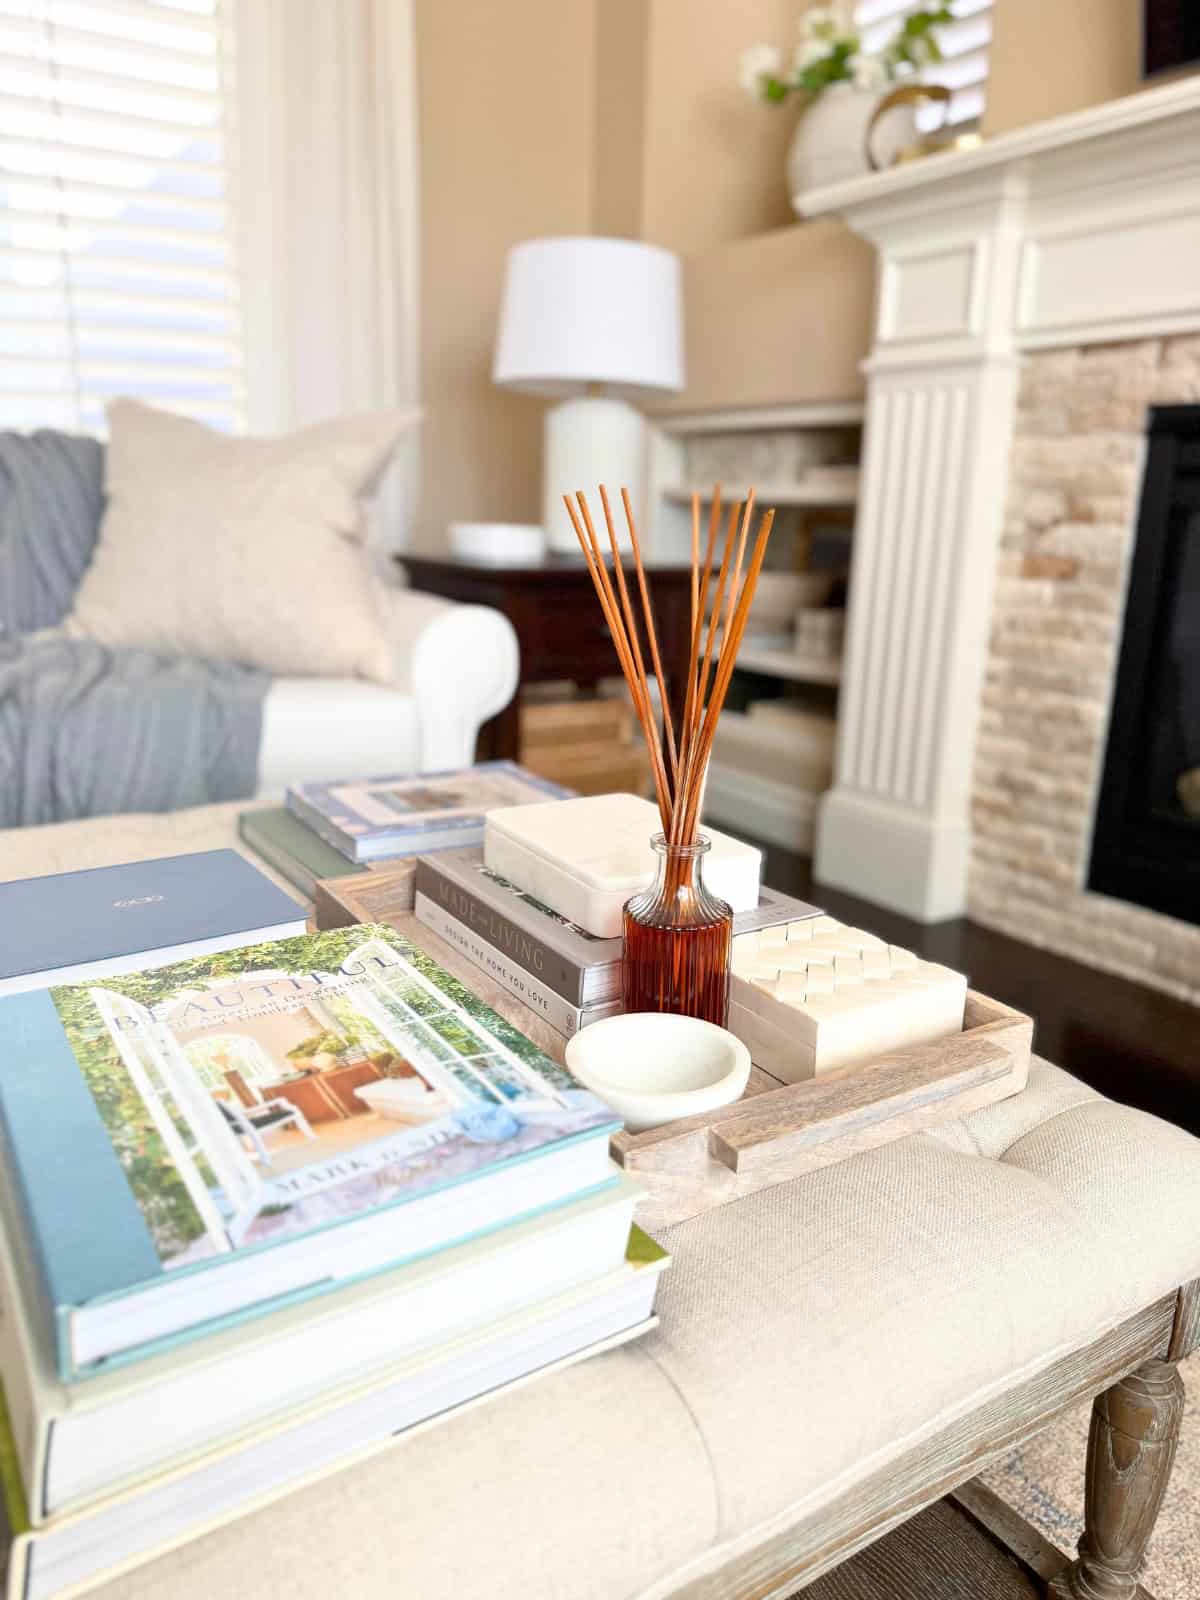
[565,1012,751,1133]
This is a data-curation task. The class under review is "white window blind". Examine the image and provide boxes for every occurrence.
[856,0,992,130]
[0,0,244,435]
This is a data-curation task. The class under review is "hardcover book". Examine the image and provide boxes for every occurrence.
[237,808,368,899]
[286,761,571,864]
[1,1226,667,1600]
[414,890,622,1039]
[0,851,307,998]
[0,1174,639,1524]
[415,848,823,1007]
[0,924,618,1380]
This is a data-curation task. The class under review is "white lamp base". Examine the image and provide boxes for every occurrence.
[543,396,649,554]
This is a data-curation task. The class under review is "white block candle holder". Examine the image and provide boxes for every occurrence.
[483,793,763,938]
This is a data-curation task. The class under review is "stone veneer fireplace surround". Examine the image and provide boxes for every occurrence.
[798,75,1200,1004]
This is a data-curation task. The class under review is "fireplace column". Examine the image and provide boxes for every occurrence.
[811,170,1026,921]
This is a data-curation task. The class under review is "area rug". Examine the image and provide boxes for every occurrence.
[980,1348,1199,1598]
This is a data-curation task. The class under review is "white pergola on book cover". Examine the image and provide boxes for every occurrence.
[1,926,617,1380]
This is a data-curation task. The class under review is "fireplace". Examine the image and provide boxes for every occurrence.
[1088,407,1200,926]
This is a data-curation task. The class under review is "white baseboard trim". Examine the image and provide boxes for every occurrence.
[814,787,968,923]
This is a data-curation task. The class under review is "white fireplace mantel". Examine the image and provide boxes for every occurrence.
[800,75,1200,922]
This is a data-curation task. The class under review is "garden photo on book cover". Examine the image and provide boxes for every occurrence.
[50,925,611,1268]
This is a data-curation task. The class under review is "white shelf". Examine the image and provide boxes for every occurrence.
[663,482,857,510]
[730,646,842,685]
[653,401,865,434]
[704,761,820,854]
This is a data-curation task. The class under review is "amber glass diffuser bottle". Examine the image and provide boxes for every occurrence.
[622,834,733,1025]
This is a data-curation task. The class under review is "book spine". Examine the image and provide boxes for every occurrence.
[283,794,360,863]
[413,860,588,1005]
[236,820,317,900]
[414,894,588,1037]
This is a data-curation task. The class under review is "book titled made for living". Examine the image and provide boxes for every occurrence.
[287,761,571,863]
[0,925,618,1382]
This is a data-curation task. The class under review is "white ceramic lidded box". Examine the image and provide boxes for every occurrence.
[483,793,762,938]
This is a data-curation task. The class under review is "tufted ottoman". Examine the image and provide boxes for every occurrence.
[76,1056,1199,1600]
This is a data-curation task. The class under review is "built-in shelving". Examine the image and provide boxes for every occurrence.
[733,646,842,686]
[647,402,861,851]
[664,483,856,510]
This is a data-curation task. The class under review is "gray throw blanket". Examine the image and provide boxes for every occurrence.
[0,429,269,826]
[0,637,267,828]
[0,430,103,637]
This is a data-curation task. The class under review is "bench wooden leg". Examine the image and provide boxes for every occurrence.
[1047,1358,1185,1600]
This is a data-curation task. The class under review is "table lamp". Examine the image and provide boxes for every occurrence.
[493,236,685,553]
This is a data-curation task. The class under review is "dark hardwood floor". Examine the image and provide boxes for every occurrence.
[754,840,1200,1138]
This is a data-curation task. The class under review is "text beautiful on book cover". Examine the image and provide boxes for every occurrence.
[1,925,617,1378]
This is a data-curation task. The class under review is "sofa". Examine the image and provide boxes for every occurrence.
[0,429,519,824]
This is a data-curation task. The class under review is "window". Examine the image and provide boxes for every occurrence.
[856,0,992,130]
[0,0,244,435]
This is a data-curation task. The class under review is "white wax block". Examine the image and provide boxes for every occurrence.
[800,943,840,965]
[775,971,809,1002]
[784,920,814,943]
[774,946,815,973]
[759,924,790,949]
[862,947,891,980]
[811,915,843,935]
[803,964,835,996]
[733,929,762,958]
[833,954,864,986]
[735,958,783,983]
[727,1002,815,1085]
[483,792,762,937]
[888,945,918,972]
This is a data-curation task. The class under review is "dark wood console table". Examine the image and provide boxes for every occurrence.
[399,552,694,760]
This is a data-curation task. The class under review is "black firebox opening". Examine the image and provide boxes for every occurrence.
[1088,406,1200,927]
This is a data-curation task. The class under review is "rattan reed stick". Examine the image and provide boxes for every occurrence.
[566,483,775,851]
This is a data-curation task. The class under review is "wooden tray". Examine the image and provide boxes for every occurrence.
[611,991,1033,1232]
[312,863,417,930]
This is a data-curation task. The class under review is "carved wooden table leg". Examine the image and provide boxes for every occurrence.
[1047,1358,1185,1600]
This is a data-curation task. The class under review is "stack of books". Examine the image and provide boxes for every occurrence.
[414,846,821,1040]
[0,853,663,1597]
[239,761,570,900]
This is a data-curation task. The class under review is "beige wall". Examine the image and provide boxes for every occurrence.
[413,1,1166,541]
[638,0,808,256]
[650,221,873,415]
[415,0,873,539]
[414,0,597,544]
[984,0,1141,137]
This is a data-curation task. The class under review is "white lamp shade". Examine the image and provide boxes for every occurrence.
[493,236,684,399]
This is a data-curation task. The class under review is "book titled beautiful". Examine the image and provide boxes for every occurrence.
[0,924,618,1380]
[286,761,571,864]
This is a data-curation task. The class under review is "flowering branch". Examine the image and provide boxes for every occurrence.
[739,3,954,104]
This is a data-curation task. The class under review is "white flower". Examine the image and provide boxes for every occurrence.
[851,53,888,91]
[801,3,854,42]
[793,36,829,73]
[738,43,783,96]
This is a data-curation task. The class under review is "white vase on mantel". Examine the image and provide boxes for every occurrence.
[787,82,918,211]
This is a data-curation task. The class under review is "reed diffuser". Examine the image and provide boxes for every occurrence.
[563,485,775,1026]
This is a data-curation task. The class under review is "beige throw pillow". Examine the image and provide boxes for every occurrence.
[67,400,419,682]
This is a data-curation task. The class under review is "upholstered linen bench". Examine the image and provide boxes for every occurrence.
[78,1055,1198,1600]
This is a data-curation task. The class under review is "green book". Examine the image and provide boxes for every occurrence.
[238,807,367,898]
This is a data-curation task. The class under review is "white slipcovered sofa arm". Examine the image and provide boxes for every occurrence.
[385,590,519,771]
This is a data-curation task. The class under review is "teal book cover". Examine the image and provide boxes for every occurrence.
[0,925,617,1381]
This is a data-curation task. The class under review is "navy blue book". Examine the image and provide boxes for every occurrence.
[0,851,307,997]
[0,923,617,1380]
